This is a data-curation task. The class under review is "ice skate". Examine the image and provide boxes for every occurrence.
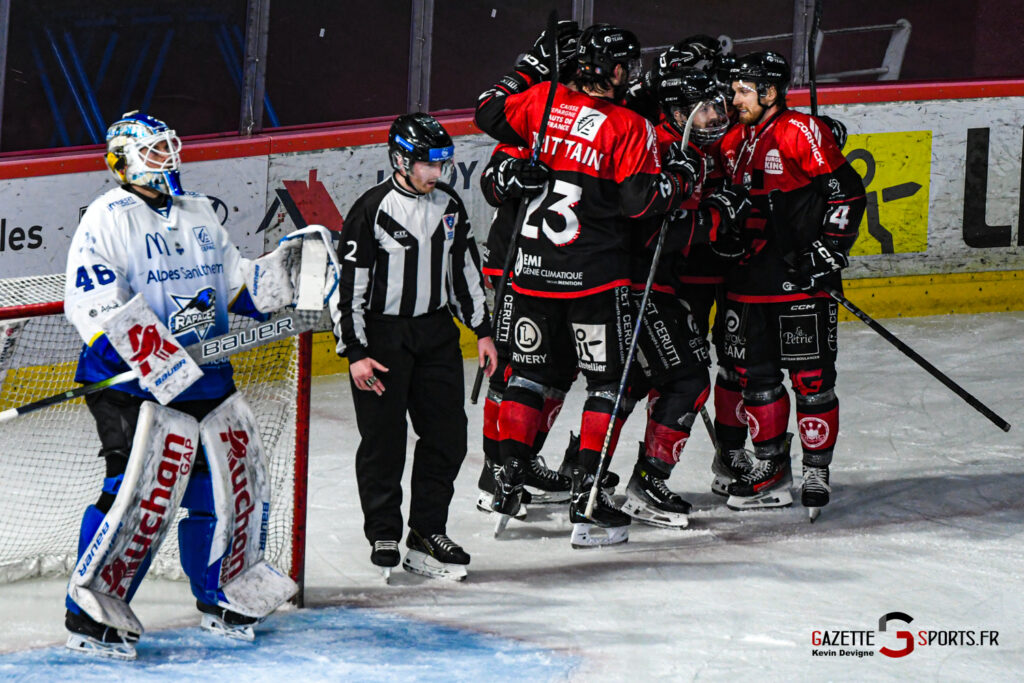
[524,455,572,504]
[371,539,401,583]
[402,530,470,581]
[65,610,138,661]
[197,601,261,641]
[711,445,753,496]
[621,450,691,529]
[726,434,794,511]
[802,465,831,522]
[491,458,526,537]
[569,469,630,548]
[558,432,620,495]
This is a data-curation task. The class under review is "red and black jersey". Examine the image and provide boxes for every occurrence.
[479,143,530,278]
[476,80,690,298]
[719,109,866,302]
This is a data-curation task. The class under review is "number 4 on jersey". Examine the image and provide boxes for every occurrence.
[522,180,582,246]
[75,264,117,292]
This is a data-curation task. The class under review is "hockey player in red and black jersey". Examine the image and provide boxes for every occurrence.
[618,65,753,529]
[474,21,583,519]
[475,23,699,547]
[717,51,866,520]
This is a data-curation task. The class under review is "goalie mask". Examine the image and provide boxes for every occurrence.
[656,67,729,146]
[105,111,184,196]
[387,113,455,179]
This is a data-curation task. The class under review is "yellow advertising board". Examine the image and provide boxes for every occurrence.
[845,131,932,256]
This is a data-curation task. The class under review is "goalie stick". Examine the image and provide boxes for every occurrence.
[0,308,320,424]
[471,8,561,405]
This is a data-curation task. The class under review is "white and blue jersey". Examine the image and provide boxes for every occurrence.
[65,186,261,402]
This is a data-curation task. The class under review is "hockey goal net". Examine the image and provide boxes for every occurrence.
[0,274,309,600]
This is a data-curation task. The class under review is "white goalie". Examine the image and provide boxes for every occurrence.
[60,110,337,660]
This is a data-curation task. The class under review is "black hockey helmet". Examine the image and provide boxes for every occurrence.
[712,51,738,101]
[731,51,791,101]
[656,67,729,145]
[679,34,722,56]
[532,19,582,83]
[387,112,455,175]
[576,23,642,88]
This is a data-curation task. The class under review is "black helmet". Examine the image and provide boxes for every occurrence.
[731,51,791,101]
[712,51,738,101]
[532,19,582,83]
[576,23,642,88]
[388,112,454,174]
[656,67,729,145]
[679,34,722,56]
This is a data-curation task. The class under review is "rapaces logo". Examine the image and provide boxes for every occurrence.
[810,612,999,659]
[169,287,217,341]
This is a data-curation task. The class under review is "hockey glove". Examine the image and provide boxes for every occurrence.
[495,157,550,200]
[818,115,848,151]
[793,239,849,291]
[663,140,703,191]
[699,184,752,258]
[517,20,581,82]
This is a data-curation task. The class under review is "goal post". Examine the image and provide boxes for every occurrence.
[0,275,310,603]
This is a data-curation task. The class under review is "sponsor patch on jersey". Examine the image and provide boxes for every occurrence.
[570,107,607,142]
[571,323,607,364]
[169,287,217,341]
[192,225,216,252]
[443,213,457,240]
[514,317,542,353]
[764,149,784,175]
[779,313,819,361]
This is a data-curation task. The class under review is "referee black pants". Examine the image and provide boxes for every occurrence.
[350,309,468,545]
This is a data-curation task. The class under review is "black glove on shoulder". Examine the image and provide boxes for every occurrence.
[698,184,752,258]
[663,140,702,188]
[793,239,849,291]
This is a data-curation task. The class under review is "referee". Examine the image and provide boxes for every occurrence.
[332,112,497,581]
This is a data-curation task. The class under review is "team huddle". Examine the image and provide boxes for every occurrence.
[56,18,864,662]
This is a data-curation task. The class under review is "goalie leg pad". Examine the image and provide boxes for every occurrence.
[68,401,200,634]
[197,393,297,618]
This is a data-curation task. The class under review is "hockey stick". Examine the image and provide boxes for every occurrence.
[817,284,1011,432]
[0,308,320,424]
[471,9,561,404]
[808,0,823,117]
[585,103,702,518]
[700,405,719,450]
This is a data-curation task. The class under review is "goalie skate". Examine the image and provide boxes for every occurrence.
[65,633,137,661]
[198,601,261,641]
[65,610,138,661]
[402,531,470,582]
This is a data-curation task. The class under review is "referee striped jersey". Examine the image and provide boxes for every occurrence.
[333,176,490,362]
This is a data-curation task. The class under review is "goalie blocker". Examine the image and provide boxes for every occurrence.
[66,393,296,659]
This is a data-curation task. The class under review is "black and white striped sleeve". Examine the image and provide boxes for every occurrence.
[446,198,491,338]
[333,193,377,363]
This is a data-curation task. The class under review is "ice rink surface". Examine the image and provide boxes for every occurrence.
[1,312,1022,681]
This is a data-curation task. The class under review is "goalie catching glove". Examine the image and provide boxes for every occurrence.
[245,225,342,313]
[792,239,849,290]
